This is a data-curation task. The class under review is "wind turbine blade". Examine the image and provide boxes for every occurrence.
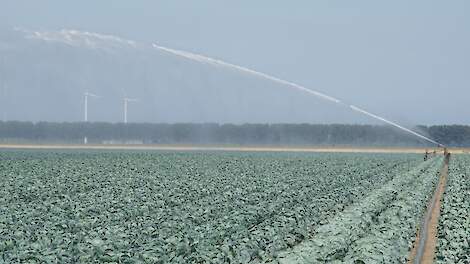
[124,98,139,102]
[87,93,101,98]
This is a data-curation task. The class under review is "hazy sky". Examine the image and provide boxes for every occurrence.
[1,1,469,124]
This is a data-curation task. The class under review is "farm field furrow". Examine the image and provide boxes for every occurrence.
[0,150,430,263]
[277,157,443,263]
[436,155,470,263]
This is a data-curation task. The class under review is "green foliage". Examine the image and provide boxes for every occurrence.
[436,155,470,264]
[277,157,443,264]
[0,151,423,263]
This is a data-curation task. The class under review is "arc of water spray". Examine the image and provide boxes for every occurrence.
[349,105,442,146]
[151,44,341,104]
[151,43,442,146]
[21,28,441,146]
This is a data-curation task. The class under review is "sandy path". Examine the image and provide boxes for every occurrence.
[408,157,449,264]
[0,144,452,154]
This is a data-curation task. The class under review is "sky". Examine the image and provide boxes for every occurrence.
[1,1,469,125]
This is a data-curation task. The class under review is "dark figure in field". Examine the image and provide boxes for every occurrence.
[424,150,429,161]
[445,152,451,164]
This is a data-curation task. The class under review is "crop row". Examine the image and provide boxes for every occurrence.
[278,156,443,263]
[0,151,422,263]
[435,155,470,263]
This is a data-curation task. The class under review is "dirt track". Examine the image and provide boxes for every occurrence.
[408,158,449,264]
[0,144,465,154]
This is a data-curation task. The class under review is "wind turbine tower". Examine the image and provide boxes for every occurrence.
[1,80,5,122]
[123,97,138,124]
[0,57,5,122]
[84,91,100,122]
[83,91,100,144]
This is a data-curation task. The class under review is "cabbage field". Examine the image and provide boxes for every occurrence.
[436,155,470,264]
[0,150,460,263]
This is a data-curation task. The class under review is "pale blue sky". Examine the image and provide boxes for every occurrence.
[1,1,469,124]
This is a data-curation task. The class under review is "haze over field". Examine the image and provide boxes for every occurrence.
[1,3,469,263]
[0,1,469,125]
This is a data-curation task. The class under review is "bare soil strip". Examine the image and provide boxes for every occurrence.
[0,144,463,154]
[408,157,449,264]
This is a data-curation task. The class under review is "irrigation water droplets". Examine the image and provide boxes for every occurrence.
[150,42,442,146]
[21,28,442,146]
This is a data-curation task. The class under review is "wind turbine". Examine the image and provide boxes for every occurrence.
[83,91,100,144]
[123,97,139,124]
[0,57,5,122]
[84,91,100,122]
[1,80,5,122]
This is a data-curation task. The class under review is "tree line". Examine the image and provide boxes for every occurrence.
[0,121,468,147]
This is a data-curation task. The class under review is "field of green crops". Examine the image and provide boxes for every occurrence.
[0,150,453,263]
[436,155,470,264]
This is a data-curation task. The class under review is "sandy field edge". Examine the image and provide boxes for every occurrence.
[1,143,468,154]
